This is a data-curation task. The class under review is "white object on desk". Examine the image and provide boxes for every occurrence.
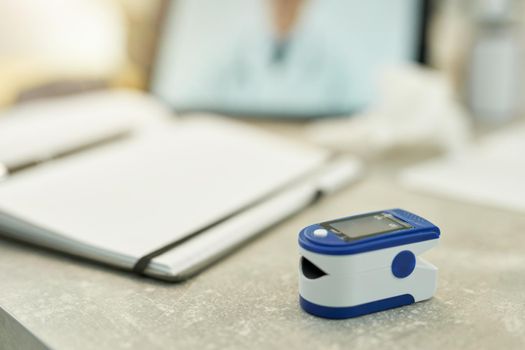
[0,94,362,280]
[307,65,471,155]
[400,123,525,213]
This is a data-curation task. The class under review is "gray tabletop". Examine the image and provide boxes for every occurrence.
[1,173,524,350]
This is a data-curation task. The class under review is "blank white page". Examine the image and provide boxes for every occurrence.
[0,117,328,259]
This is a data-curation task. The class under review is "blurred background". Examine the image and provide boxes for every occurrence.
[0,0,522,113]
[1,0,524,209]
[2,0,524,120]
[0,0,159,103]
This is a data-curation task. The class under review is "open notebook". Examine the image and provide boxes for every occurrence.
[0,91,362,281]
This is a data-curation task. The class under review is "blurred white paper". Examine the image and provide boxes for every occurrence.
[307,65,471,155]
[400,124,525,212]
[0,90,171,172]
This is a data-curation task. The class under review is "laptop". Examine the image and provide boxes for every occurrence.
[150,0,430,118]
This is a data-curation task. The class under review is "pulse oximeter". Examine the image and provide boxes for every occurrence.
[298,209,440,319]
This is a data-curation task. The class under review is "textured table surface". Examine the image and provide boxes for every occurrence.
[1,173,524,350]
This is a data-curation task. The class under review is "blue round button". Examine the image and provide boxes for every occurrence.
[391,250,416,278]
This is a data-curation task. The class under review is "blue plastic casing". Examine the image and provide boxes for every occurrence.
[300,294,415,319]
[298,208,440,256]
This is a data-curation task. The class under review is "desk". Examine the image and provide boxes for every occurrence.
[1,164,524,349]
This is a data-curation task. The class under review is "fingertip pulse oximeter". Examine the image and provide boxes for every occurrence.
[298,209,440,319]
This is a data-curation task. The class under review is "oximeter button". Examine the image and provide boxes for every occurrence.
[391,251,416,278]
[313,229,328,237]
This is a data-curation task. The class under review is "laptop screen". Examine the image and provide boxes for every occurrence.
[151,0,429,118]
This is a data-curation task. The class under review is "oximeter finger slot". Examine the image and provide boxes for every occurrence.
[301,257,327,279]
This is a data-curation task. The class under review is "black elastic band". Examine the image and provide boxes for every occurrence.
[132,170,328,275]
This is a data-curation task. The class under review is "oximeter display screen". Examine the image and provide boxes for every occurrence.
[323,212,412,241]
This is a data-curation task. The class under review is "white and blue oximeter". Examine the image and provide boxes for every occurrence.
[298,209,440,319]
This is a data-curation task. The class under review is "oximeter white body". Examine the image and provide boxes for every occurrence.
[298,209,440,319]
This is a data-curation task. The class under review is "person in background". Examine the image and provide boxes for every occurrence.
[203,0,352,116]
[157,0,422,117]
